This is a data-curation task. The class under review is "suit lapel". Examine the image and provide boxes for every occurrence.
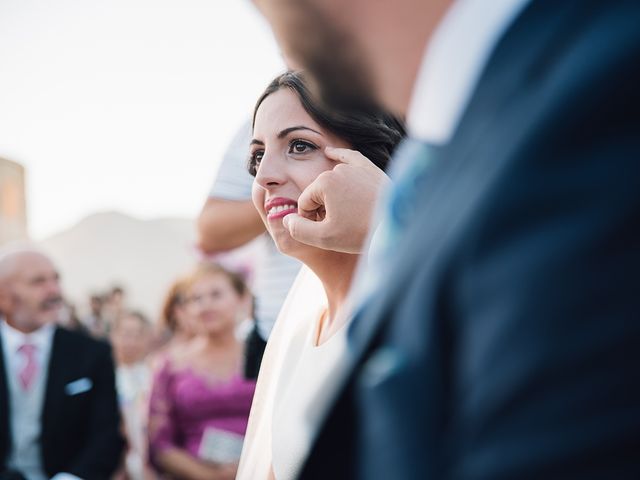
[41,327,72,441]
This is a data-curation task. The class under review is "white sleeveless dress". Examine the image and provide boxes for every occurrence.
[237,267,350,480]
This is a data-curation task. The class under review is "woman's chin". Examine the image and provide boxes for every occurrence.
[275,238,323,268]
[274,236,300,257]
[270,225,296,251]
[271,227,305,257]
[202,323,229,336]
[270,220,322,261]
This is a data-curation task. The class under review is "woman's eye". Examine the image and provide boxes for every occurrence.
[248,150,264,176]
[289,140,316,155]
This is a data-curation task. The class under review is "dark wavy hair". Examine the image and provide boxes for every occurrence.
[249,71,405,175]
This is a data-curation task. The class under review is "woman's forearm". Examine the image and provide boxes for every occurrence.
[156,447,235,480]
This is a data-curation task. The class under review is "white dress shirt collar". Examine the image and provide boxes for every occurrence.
[407,0,531,145]
[0,318,55,355]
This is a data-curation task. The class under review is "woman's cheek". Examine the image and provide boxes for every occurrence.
[251,182,267,222]
[297,151,335,181]
[314,148,341,172]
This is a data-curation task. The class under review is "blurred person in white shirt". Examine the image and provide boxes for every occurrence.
[111,311,155,480]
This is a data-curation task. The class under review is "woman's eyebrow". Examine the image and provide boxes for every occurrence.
[277,126,322,139]
[250,139,264,146]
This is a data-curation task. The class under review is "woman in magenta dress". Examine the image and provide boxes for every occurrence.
[148,263,256,480]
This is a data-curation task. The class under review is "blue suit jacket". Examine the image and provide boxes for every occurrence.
[300,1,640,478]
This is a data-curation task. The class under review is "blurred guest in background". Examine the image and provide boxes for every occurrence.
[240,296,262,380]
[102,285,127,332]
[83,293,108,339]
[197,121,301,378]
[56,299,89,336]
[0,247,124,479]
[153,277,194,360]
[111,311,155,480]
[148,263,256,480]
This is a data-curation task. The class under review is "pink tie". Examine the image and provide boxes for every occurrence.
[18,344,38,391]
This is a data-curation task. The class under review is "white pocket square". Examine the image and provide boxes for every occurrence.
[358,347,405,388]
[65,377,93,396]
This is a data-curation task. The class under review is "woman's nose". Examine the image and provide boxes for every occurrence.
[254,151,286,189]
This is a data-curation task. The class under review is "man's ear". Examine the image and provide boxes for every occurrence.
[0,283,10,316]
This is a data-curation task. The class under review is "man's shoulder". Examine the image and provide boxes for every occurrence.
[529,0,640,85]
[54,327,111,355]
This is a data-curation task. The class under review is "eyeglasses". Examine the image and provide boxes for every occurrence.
[183,289,224,306]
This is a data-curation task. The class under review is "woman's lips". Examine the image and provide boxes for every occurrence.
[200,312,220,323]
[265,197,298,221]
[267,205,298,221]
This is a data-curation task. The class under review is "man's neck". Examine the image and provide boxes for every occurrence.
[1,318,54,340]
[367,0,453,117]
[406,0,531,143]
[3,319,47,335]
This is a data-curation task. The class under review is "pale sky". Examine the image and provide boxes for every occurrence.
[0,0,285,240]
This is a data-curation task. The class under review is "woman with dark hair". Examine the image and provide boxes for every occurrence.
[249,71,403,175]
[238,71,404,479]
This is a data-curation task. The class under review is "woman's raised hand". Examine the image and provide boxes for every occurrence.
[282,147,390,254]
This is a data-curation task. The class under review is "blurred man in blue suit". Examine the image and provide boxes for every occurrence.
[252,0,640,478]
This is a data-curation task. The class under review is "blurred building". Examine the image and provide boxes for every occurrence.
[0,157,28,245]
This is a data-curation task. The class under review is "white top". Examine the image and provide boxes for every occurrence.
[208,121,255,201]
[116,362,152,480]
[407,0,531,145]
[271,302,348,479]
[238,267,349,480]
[209,121,301,339]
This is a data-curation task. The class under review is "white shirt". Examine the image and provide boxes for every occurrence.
[237,267,332,480]
[0,319,81,480]
[116,362,152,480]
[407,0,531,145]
[270,292,347,479]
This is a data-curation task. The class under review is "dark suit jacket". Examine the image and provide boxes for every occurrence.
[300,1,640,478]
[0,327,125,479]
